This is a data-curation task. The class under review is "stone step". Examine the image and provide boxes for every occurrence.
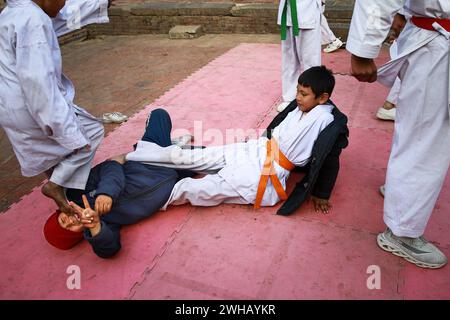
[169,25,204,39]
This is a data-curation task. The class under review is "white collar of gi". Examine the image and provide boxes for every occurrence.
[306,103,334,115]
[6,0,33,8]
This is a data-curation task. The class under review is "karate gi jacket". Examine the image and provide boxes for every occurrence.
[277,0,322,29]
[0,0,109,177]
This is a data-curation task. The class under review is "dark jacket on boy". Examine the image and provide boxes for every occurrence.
[67,160,181,258]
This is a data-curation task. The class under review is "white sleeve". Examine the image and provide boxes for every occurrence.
[346,0,406,58]
[15,25,89,150]
[52,0,109,37]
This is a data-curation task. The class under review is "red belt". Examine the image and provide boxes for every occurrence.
[411,16,450,32]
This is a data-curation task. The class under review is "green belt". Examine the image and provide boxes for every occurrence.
[281,0,299,40]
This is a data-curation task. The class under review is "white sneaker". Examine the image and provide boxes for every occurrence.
[376,107,396,121]
[377,228,448,269]
[323,38,344,53]
[276,101,290,113]
[171,134,194,147]
[102,112,128,124]
[379,185,385,197]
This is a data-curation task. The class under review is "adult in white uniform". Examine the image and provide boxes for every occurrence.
[0,0,110,215]
[277,0,322,112]
[347,0,450,268]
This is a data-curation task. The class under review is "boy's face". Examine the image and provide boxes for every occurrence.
[296,84,329,113]
[34,0,66,18]
[58,212,84,233]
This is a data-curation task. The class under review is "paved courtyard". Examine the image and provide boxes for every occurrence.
[0,33,449,299]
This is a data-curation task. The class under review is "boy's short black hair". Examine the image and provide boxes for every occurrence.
[297,65,335,98]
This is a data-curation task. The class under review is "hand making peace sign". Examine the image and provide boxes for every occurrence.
[69,195,100,229]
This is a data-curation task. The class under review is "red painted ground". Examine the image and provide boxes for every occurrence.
[0,44,449,299]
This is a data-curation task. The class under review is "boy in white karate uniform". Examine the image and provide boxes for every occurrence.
[126,66,337,211]
[0,0,112,215]
[276,0,322,113]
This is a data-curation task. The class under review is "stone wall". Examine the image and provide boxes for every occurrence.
[0,1,356,44]
[88,2,354,39]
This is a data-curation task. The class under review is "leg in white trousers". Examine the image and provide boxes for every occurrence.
[384,34,450,238]
[162,174,249,210]
[50,112,104,190]
[320,9,337,45]
[131,144,248,209]
[386,78,401,105]
[281,24,322,102]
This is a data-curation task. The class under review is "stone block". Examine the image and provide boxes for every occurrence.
[131,2,234,17]
[169,25,204,39]
[107,6,132,17]
[231,4,278,18]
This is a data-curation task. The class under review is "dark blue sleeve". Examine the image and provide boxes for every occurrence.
[84,221,121,259]
[95,160,126,201]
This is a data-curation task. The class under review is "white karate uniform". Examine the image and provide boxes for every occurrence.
[320,1,337,45]
[278,0,322,102]
[347,0,450,237]
[386,41,401,105]
[0,0,109,189]
[126,105,334,209]
[386,78,401,105]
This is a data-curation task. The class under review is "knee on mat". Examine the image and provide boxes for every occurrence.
[151,108,170,121]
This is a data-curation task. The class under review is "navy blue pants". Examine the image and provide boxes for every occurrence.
[139,109,196,179]
[140,108,173,147]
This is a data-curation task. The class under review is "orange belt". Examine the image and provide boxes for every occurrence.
[254,138,295,209]
[411,16,450,32]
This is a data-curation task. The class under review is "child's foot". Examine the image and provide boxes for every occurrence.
[102,111,128,124]
[42,181,76,216]
[171,134,194,147]
[323,38,344,53]
[376,105,396,121]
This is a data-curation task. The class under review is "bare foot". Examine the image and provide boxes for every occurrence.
[42,181,77,216]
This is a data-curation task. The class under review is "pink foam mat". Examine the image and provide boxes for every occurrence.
[0,44,449,299]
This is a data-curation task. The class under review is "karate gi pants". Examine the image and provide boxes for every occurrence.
[49,111,104,190]
[384,34,450,237]
[320,5,336,45]
[386,78,401,105]
[140,109,248,209]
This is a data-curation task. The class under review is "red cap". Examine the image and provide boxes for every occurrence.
[43,210,84,250]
